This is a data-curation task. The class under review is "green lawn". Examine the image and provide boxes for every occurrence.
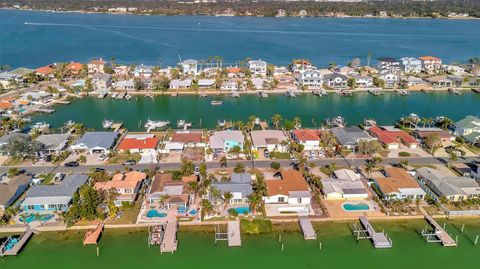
[108,153,142,164]
[273,152,290,159]
[40,174,55,185]
[106,195,144,225]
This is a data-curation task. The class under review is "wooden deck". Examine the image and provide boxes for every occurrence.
[422,210,457,247]
[227,220,241,247]
[357,216,392,249]
[0,227,38,256]
[160,221,178,253]
[299,218,316,240]
[83,223,104,246]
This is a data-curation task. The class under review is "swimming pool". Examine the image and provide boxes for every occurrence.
[146,210,167,218]
[20,214,54,223]
[232,206,251,215]
[342,203,370,211]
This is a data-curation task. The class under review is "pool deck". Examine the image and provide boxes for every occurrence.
[227,220,241,247]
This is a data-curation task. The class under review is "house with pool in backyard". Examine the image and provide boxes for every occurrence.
[263,169,314,216]
[19,174,89,224]
[210,172,254,216]
[139,173,198,223]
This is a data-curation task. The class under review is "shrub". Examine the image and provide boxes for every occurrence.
[270,162,281,170]
[240,219,272,235]
[227,208,239,217]
[398,152,411,157]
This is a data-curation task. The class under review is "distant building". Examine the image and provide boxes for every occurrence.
[179,59,198,75]
[400,57,422,74]
[87,58,106,74]
[419,56,442,73]
[377,57,401,75]
[454,116,480,144]
[248,59,267,77]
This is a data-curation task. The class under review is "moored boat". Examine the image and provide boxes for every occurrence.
[211,100,223,105]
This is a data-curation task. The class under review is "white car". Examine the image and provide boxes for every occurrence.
[98,154,108,161]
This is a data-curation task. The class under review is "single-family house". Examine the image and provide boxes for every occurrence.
[352,75,374,88]
[250,130,288,152]
[425,75,453,88]
[454,116,480,144]
[133,64,154,78]
[179,59,198,75]
[368,126,417,149]
[0,174,32,210]
[35,133,71,155]
[92,73,112,91]
[162,131,204,153]
[197,79,216,89]
[380,73,399,88]
[416,167,480,201]
[220,80,239,91]
[117,133,159,153]
[35,65,55,78]
[251,78,268,90]
[94,171,146,206]
[70,132,119,154]
[147,173,191,209]
[400,57,422,74]
[209,130,244,153]
[114,79,135,91]
[322,169,369,200]
[264,170,311,205]
[211,173,253,204]
[292,129,321,151]
[21,174,89,212]
[67,62,83,75]
[87,58,106,74]
[323,73,348,89]
[377,57,401,74]
[248,59,267,77]
[0,133,30,156]
[372,167,425,200]
[169,79,192,89]
[413,127,455,143]
[296,69,323,89]
[419,56,442,73]
[331,126,374,149]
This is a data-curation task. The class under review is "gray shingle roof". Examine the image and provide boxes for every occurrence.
[22,174,88,206]
[331,126,372,146]
[73,132,118,149]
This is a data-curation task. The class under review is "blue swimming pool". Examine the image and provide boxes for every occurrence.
[188,209,198,215]
[342,203,370,211]
[146,210,167,218]
[20,213,54,223]
[233,206,251,215]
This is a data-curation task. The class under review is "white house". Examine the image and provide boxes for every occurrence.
[380,73,398,87]
[211,173,253,205]
[179,59,198,75]
[296,69,323,88]
[264,170,311,205]
[209,130,244,153]
[352,75,373,88]
[169,79,192,89]
[400,57,422,74]
[377,57,401,75]
[250,130,288,152]
[292,129,321,151]
[248,59,267,77]
[70,132,119,155]
[419,56,442,73]
[133,64,154,78]
[220,80,239,91]
[321,169,369,200]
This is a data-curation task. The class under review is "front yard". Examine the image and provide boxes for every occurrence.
[108,152,142,164]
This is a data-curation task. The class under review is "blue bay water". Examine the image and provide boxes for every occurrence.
[1,10,480,68]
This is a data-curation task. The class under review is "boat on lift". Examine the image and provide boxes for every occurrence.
[64,120,75,127]
[102,119,113,129]
[144,120,170,130]
[368,88,382,96]
[177,119,192,128]
[125,94,132,100]
[395,89,409,96]
[448,88,461,95]
[285,89,296,98]
[258,91,269,98]
[363,118,377,127]
[338,89,353,96]
[31,122,49,129]
[326,116,345,127]
[313,89,327,96]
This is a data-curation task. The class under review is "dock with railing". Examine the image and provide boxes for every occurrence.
[0,227,39,256]
[352,216,392,249]
[421,210,457,247]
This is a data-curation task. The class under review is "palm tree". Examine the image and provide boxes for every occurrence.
[440,117,454,130]
[293,117,302,129]
[200,199,214,221]
[271,114,282,129]
[247,193,262,215]
[398,160,409,169]
[159,195,171,208]
[222,192,233,210]
[448,151,458,167]
[188,181,200,203]
[233,163,246,173]
[220,156,228,168]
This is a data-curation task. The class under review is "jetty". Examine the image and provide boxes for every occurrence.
[111,122,123,132]
[420,210,457,247]
[299,218,316,240]
[83,223,104,246]
[0,227,39,256]
[231,90,240,98]
[352,216,392,249]
[160,221,178,253]
[227,220,242,247]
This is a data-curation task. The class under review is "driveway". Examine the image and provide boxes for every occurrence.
[139,152,158,164]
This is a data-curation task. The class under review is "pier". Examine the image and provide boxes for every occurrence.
[421,210,457,247]
[160,221,178,253]
[0,227,39,256]
[227,220,242,247]
[83,223,104,246]
[111,122,123,132]
[352,216,392,249]
[299,218,316,240]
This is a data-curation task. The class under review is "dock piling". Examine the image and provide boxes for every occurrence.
[319,242,322,251]
[281,243,284,252]
[461,224,465,233]
[474,235,478,246]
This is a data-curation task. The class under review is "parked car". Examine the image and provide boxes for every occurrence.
[53,173,65,182]
[98,154,108,161]
[264,150,270,158]
[123,159,136,165]
[64,161,79,167]
[194,166,200,176]
[93,167,105,173]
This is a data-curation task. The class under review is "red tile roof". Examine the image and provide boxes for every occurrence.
[117,136,159,150]
[293,129,321,142]
[419,56,441,61]
[227,67,241,73]
[369,126,417,145]
[89,58,105,65]
[67,62,83,72]
[265,170,309,196]
[35,66,54,76]
[0,102,14,110]
[171,132,202,143]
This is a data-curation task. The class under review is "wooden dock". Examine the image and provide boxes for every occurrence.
[299,218,316,240]
[227,220,242,247]
[83,223,104,246]
[160,221,178,253]
[0,227,39,256]
[112,122,123,132]
[353,216,392,249]
[421,210,457,247]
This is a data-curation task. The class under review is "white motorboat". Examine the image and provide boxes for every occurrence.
[31,122,49,129]
[211,100,223,105]
[144,120,170,130]
[102,119,113,129]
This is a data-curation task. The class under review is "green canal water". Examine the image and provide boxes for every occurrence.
[33,92,480,130]
[2,219,480,269]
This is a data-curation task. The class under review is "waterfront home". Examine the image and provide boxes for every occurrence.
[117,133,159,154]
[162,131,204,153]
[250,78,268,90]
[454,116,480,144]
[94,171,146,206]
[424,75,453,88]
[400,57,422,74]
[412,127,455,143]
[416,167,480,201]
[0,72,23,89]
[197,79,216,89]
[368,126,417,149]
[296,69,323,89]
[209,130,244,153]
[331,126,374,150]
[179,59,198,75]
[67,62,83,75]
[19,91,51,102]
[147,173,191,209]
[0,133,30,156]
[133,64,154,78]
[169,79,192,89]
[442,64,466,75]
[250,130,288,153]
[419,56,442,73]
[292,129,321,151]
[70,131,119,155]
[273,66,289,76]
[114,79,135,91]
[35,65,55,79]
[114,65,130,78]
[0,174,32,210]
[352,75,373,88]
[87,58,106,74]
[322,169,368,200]
[226,67,244,78]
[337,66,358,77]
[248,59,267,77]
[400,76,431,90]
[211,173,253,205]
[264,170,311,205]
[275,75,296,91]
[377,57,401,75]
[323,73,348,89]
[291,59,313,73]
[220,80,239,91]
[35,133,71,155]
[92,73,112,91]
[451,163,474,177]
[21,174,89,212]
[372,167,425,200]
[380,73,399,88]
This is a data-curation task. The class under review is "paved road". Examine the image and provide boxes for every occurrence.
[1,156,477,175]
